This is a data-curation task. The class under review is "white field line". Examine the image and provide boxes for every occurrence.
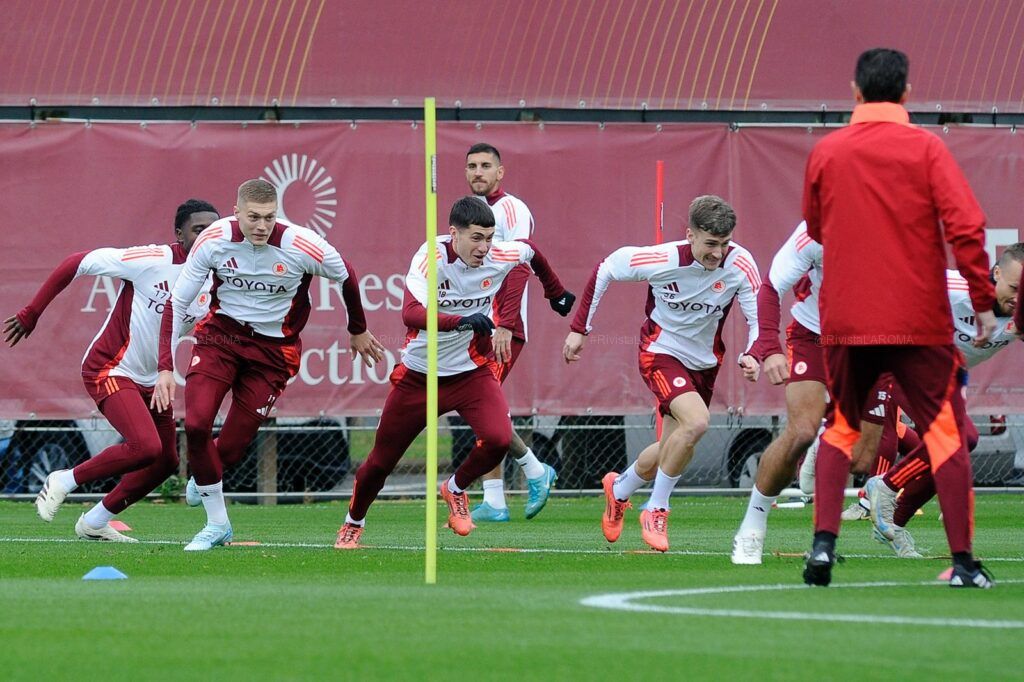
[0,536,1022,563]
[580,580,1024,628]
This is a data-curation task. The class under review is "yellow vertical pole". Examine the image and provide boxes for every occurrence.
[423,97,439,585]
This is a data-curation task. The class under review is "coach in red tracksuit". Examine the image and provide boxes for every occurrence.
[801,48,997,588]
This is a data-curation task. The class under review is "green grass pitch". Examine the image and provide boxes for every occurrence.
[1,495,1021,680]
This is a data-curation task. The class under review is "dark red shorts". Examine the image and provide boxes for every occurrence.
[785,320,827,385]
[82,373,151,409]
[494,337,526,384]
[638,351,718,415]
[188,314,301,418]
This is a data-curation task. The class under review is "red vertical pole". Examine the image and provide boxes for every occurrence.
[654,160,665,439]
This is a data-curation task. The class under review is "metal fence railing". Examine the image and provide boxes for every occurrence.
[1,415,1022,500]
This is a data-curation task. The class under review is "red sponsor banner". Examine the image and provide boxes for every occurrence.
[3,0,1024,112]
[0,121,1021,418]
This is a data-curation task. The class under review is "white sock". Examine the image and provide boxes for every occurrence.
[447,476,464,495]
[83,502,115,529]
[647,468,682,510]
[515,449,545,480]
[196,481,229,525]
[344,512,364,527]
[482,479,507,508]
[58,469,78,493]
[738,485,777,534]
[612,462,650,502]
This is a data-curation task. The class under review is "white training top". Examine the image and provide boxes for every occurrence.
[402,236,540,376]
[577,240,761,370]
[766,221,824,335]
[80,244,209,386]
[947,270,1017,367]
[170,216,350,340]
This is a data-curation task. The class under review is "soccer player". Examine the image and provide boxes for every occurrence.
[802,48,997,588]
[462,143,557,523]
[157,179,385,551]
[864,245,1023,556]
[333,197,574,549]
[730,221,897,564]
[6,199,220,541]
[564,195,761,552]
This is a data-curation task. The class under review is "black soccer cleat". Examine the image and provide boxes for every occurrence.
[802,541,836,587]
[949,561,994,589]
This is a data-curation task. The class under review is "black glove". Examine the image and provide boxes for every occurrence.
[456,313,496,335]
[549,290,576,316]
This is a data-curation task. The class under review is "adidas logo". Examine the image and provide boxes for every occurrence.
[439,280,451,290]
[868,405,886,418]
[960,315,975,326]
[665,282,680,293]
[222,257,239,271]
[154,280,170,292]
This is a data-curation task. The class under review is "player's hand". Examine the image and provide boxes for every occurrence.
[351,330,386,367]
[492,326,513,364]
[563,331,587,364]
[3,315,31,347]
[763,353,789,385]
[150,370,175,413]
[973,309,998,347]
[549,290,576,316]
[457,313,496,335]
[738,354,760,382]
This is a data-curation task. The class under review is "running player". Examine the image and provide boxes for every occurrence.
[564,195,761,552]
[333,196,574,548]
[9,199,219,541]
[157,179,385,551]
[864,244,1023,556]
[463,143,557,522]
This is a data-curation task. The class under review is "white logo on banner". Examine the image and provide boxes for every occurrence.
[262,154,337,236]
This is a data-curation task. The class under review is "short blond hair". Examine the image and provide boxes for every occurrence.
[237,178,277,206]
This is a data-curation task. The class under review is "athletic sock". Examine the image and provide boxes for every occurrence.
[57,469,78,493]
[738,485,777,534]
[482,479,507,509]
[647,468,682,510]
[83,502,115,529]
[516,448,545,480]
[344,512,365,527]
[447,476,464,495]
[612,462,650,501]
[196,481,229,525]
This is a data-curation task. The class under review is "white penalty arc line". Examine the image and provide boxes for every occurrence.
[580,580,1024,629]
[1,536,1024,563]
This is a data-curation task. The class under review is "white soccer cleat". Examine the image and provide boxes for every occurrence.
[865,475,897,541]
[731,529,766,565]
[75,514,138,543]
[184,522,233,551]
[841,498,870,521]
[35,470,71,522]
[873,524,923,558]
[184,476,202,507]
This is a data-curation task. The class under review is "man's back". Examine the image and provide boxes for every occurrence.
[804,104,991,345]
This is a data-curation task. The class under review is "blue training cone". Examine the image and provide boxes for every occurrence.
[82,566,128,581]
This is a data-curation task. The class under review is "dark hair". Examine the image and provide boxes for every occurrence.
[467,143,501,162]
[449,196,496,229]
[688,195,736,237]
[855,48,909,103]
[998,242,1024,267]
[174,199,219,231]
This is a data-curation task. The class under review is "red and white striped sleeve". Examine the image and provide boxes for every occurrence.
[570,244,673,334]
[730,246,762,358]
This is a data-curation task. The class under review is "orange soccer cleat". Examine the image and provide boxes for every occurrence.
[601,472,632,543]
[334,522,364,549]
[639,508,670,552]
[440,482,476,536]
